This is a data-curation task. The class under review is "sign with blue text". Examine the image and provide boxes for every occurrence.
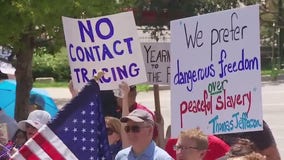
[170,5,262,136]
[62,12,147,90]
[141,42,171,84]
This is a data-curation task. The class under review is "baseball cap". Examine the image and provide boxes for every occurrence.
[18,110,51,131]
[120,109,154,123]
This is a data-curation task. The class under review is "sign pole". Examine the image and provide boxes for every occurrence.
[153,84,161,122]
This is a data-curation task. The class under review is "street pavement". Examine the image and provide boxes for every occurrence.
[45,79,284,158]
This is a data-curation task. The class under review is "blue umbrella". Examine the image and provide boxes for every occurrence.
[0,80,58,118]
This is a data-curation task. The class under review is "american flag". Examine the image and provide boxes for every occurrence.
[10,80,111,160]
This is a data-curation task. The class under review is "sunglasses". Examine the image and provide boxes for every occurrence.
[106,127,115,135]
[124,125,150,133]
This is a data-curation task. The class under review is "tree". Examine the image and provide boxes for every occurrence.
[0,0,130,121]
[130,0,259,40]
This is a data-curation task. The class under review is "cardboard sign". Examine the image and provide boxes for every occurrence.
[170,5,262,136]
[62,12,147,90]
[0,123,8,144]
[141,42,171,84]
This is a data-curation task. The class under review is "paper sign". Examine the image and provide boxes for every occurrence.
[170,5,262,136]
[141,42,171,84]
[62,12,147,90]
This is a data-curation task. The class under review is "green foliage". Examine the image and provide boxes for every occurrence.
[33,48,70,81]
[0,0,128,53]
[270,67,279,80]
[131,0,260,27]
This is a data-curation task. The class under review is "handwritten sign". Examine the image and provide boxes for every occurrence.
[62,12,147,90]
[170,5,262,136]
[141,42,171,84]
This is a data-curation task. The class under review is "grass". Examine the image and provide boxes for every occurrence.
[262,69,284,75]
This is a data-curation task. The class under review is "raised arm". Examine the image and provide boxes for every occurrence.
[118,81,131,148]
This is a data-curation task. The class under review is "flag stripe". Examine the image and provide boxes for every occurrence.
[40,125,78,160]
[10,152,25,160]
[24,139,51,159]
[33,132,65,160]
[18,144,40,160]
[10,126,78,160]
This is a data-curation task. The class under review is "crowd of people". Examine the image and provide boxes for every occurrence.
[0,96,51,159]
[0,72,281,159]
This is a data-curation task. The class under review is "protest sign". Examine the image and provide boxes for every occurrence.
[62,12,147,90]
[141,42,171,84]
[170,5,262,136]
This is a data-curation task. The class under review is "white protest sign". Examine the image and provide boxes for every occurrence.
[62,12,147,90]
[141,42,171,84]
[170,5,262,137]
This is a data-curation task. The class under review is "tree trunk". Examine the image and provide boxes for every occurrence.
[14,33,34,122]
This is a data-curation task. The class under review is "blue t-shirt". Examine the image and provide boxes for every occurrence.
[115,141,173,160]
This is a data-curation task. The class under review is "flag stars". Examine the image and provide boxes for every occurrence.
[89,147,94,152]
[23,84,112,159]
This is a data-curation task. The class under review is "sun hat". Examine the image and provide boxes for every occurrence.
[120,109,154,123]
[18,110,51,131]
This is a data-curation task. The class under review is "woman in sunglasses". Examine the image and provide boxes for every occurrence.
[115,109,173,160]
[105,116,122,160]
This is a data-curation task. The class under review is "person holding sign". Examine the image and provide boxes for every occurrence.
[115,109,173,160]
[115,81,162,148]
[69,79,119,118]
